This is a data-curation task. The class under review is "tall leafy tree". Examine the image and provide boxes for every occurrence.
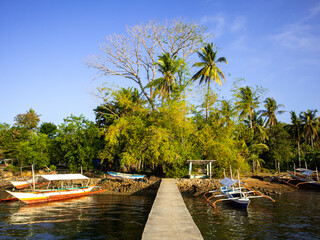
[192,43,228,120]
[260,97,285,128]
[56,115,100,172]
[299,109,319,151]
[286,111,302,167]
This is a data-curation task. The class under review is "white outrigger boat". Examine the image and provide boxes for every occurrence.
[6,174,106,204]
[204,170,275,210]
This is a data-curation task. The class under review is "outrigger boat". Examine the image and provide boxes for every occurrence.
[6,174,106,204]
[286,166,320,189]
[204,170,275,210]
[107,171,145,180]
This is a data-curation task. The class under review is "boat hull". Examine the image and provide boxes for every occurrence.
[288,171,320,189]
[107,171,145,180]
[6,186,96,204]
[230,198,250,209]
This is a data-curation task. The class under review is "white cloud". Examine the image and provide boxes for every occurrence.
[230,16,247,33]
[201,13,226,37]
[271,3,320,52]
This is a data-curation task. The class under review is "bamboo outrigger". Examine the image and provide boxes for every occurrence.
[203,169,275,210]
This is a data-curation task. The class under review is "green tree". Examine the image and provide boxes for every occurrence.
[299,109,319,151]
[264,123,293,172]
[286,111,302,167]
[192,43,228,120]
[260,97,285,128]
[234,86,260,129]
[56,115,100,172]
[18,133,51,168]
[40,122,58,139]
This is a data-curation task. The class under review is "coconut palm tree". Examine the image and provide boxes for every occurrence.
[286,111,302,167]
[299,109,319,151]
[192,43,227,120]
[259,97,285,128]
[234,86,259,129]
[147,53,184,101]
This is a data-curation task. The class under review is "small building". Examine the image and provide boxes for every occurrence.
[186,160,216,179]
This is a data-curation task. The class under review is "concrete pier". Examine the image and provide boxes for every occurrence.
[142,178,203,240]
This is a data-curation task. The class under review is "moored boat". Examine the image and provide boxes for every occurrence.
[287,168,320,189]
[6,174,106,204]
[204,170,275,210]
[107,171,145,180]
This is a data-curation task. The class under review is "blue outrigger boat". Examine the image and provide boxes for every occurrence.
[107,171,145,180]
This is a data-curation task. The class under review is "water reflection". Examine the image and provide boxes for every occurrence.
[184,191,320,240]
[0,194,155,240]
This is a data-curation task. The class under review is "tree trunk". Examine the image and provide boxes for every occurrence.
[298,141,301,167]
[205,81,210,121]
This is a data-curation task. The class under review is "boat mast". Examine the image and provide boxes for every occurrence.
[237,170,242,196]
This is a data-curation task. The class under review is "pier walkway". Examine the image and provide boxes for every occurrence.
[142,178,203,240]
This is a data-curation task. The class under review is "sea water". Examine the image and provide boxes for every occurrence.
[184,191,320,240]
[0,194,155,240]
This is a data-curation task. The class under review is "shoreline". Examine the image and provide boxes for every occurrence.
[1,172,299,198]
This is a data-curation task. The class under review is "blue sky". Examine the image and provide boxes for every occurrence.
[1,0,319,126]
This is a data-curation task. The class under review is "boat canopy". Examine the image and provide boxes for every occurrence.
[38,174,89,181]
[220,177,238,187]
[302,170,314,176]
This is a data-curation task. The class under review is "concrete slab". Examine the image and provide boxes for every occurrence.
[142,178,203,240]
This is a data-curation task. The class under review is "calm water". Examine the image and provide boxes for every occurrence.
[0,194,155,240]
[184,191,320,240]
[1,191,320,240]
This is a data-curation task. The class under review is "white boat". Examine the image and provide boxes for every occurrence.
[107,171,145,180]
[204,170,275,210]
[6,174,106,204]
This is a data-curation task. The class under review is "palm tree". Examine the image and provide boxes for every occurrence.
[299,109,319,151]
[192,43,228,120]
[220,100,235,126]
[234,86,259,129]
[259,98,285,128]
[147,53,184,101]
[286,111,302,167]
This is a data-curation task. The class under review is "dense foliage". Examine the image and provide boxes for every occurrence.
[1,20,319,176]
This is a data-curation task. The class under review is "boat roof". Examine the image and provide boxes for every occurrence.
[38,174,89,181]
[220,177,238,187]
[301,170,314,176]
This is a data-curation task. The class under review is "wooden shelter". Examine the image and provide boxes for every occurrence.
[186,160,216,179]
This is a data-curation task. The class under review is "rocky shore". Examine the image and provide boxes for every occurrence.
[176,175,295,197]
[1,170,296,197]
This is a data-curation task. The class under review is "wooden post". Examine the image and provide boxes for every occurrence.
[81,166,83,187]
[189,162,192,178]
[209,162,212,179]
[32,164,35,191]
